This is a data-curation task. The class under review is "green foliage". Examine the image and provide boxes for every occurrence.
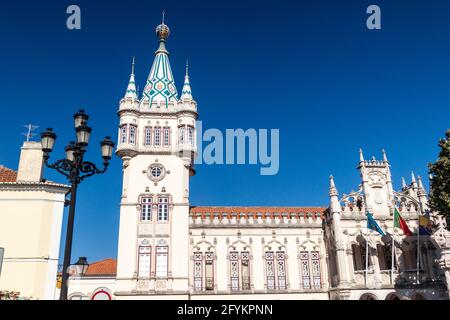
[429,130,450,221]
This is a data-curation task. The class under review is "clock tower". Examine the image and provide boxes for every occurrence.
[357,149,394,217]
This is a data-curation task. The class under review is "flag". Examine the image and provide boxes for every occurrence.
[367,212,386,236]
[394,208,413,236]
[418,213,432,235]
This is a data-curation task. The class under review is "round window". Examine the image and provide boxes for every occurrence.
[147,164,165,182]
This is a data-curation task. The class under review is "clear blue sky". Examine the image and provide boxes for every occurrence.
[0,0,449,263]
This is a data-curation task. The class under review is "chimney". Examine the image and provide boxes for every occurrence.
[16,141,44,182]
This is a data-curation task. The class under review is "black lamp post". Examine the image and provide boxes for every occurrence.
[40,109,115,300]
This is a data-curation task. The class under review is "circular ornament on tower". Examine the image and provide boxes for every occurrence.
[147,163,166,182]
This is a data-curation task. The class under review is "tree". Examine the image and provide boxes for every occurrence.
[429,130,450,225]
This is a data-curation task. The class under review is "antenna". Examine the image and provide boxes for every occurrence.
[22,124,40,142]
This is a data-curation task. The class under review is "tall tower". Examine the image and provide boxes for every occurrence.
[115,19,198,298]
[357,149,394,217]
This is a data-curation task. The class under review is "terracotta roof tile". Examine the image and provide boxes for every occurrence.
[85,258,117,276]
[0,166,17,182]
[190,206,327,220]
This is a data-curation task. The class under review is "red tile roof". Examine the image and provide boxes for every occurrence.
[190,206,327,220]
[0,166,17,182]
[85,258,117,276]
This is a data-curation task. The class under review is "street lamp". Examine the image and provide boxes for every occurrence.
[40,110,115,300]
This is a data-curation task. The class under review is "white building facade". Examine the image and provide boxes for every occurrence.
[0,142,69,299]
[67,20,450,300]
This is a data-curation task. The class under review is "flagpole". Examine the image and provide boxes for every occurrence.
[365,226,369,287]
[391,230,395,282]
[416,220,420,285]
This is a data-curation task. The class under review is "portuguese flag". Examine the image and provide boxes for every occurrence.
[394,208,413,236]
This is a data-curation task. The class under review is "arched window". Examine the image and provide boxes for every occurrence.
[359,293,378,300]
[300,251,322,289]
[156,240,168,278]
[265,251,286,290]
[377,244,397,271]
[385,293,401,300]
[352,242,372,271]
[193,251,215,292]
[229,251,251,291]
[138,240,151,278]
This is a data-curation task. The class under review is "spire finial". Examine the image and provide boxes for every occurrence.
[186,59,189,77]
[402,177,407,189]
[329,175,338,197]
[411,171,417,183]
[162,10,165,24]
[131,56,135,75]
[359,148,364,162]
[382,149,388,162]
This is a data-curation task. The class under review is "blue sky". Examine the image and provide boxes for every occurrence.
[0,0,449,263]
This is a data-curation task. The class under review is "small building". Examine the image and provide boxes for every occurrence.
[0,142,69,299]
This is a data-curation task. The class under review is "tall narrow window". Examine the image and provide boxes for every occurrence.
[163,127,170,147]
[276,251,287,290]
[138,245,151,278]
[120,125,128,144]
[158,197,169,221]
[230,251,239,291]
[154,127,161,146]
[155,246,168,277]
[194,252,203,291]
[205,252,214,291]
[188,126,195,146]
[141,197,152,221]
[144,127,152,146]
[129,125,137,145]
[241,251,251,290]
[300,251,311,289]
[178,126,185,145]
[310,251,321,289]
[265,251,276,290]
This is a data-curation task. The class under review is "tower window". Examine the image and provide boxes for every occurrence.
[138,245,151,278]
[163,127,170,146]
[129,125,137,145]
[155,246,168,277]
[178,126,186,145]
[144,127,152,146]
[188,126,195,146]
[158,197,169,221]
[120,125,128,144]
[154,127,161,146]
[141,197,152,221]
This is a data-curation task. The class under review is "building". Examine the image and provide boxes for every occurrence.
[0,142,69,299]
[65,20,450,300]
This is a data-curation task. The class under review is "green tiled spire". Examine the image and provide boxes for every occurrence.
[124,57,138,100]
[141,18,178,108]
[180,60,193,101]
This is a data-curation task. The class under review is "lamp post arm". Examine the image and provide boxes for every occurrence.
[78,161,110,182]
[43,158,73,180]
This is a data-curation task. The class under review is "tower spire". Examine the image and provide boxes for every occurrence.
[411,171,418,190]
[359,148,364,162]
[124,57,138,100]
[382,149,388,162]
[181,59,193,101]
[141,17,178,107]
